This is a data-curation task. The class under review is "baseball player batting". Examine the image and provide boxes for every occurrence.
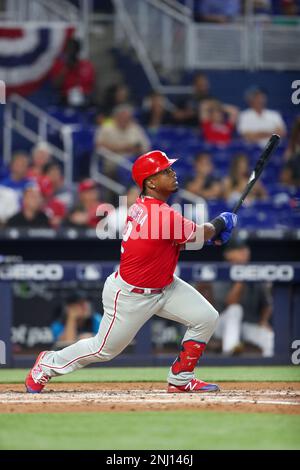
[25,150,237,394]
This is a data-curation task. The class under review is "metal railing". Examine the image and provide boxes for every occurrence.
[91,148,131,195]
[114,0,300,81]
[4,94,75,185]
[187,21,300,70]
[113,0,193,94]
[187,23,248,69]
[3,0,80,22]
[160,0,193,18]
[256,23,300,70]
[4,95,204,205]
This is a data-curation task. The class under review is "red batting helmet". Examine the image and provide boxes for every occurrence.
[132,150,178,190]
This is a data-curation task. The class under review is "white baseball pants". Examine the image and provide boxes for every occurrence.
[40,271,219,386]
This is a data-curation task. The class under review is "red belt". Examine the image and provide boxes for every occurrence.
[131,287,163,295]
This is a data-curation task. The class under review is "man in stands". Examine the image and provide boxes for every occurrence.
[238,86,286,147]
[51,293,102,348]
[172,73,215,126]
[27,142,52,179]
[40,162,74,210]
[0,152,32,198]
[95,104,150,176]
[6,184,50,228]
[71,179,102,228]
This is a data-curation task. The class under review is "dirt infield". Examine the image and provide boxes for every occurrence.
[0,382,299,415]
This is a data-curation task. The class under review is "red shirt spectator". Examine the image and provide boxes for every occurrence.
[200,100,239,146]
[51,57,95,97]
[78,179,102,228]
[201,120,235,146]
[50,38,95,107]
[44,198,67,228]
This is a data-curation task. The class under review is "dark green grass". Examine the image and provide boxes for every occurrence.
[0,411,299,450]
[0,366,299,384]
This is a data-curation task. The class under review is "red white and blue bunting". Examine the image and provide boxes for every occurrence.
[0,25,74,96]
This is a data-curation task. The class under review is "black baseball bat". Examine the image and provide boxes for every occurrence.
[212,134,280,241]
[232,133,280,214]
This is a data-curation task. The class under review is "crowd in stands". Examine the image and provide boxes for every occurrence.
[0,32,299,231]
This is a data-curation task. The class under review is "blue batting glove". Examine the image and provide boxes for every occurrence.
[206,212,238,246]
[217,228,233,245]
[205,230,233,246]
[219,212,238,231]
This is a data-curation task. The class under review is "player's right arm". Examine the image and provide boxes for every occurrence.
[188,212,238,246]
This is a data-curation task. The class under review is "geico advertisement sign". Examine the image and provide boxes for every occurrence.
[0,264,63,281]
[230,265,294,282]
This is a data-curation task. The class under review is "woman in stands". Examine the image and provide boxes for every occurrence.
[223,153,268,206]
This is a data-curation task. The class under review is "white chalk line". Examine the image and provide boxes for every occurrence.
[0,391,299,407]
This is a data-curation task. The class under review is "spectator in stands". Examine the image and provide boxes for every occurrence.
[199,99,239,146]
[27,142,52,179]
[141,92,173,131]
[51,293,102,347]
[194,0,241,22]
[284,115,300,183]
[172,73,215,126]
[279,162,299,189]
[285,116,300,158]
[36,162,74,227]
[96,104,150,176]
[74,179,102,228]
[238,86,286,147]
[223,153,268,205]
[0,186,19,226]
[212,238,274,356]
[40,162,74,209]
[64,205,90,229]
[185,152,223,199]
[0,152,32,198]
[98,83,131,122]
[50,37,95,107]
[6,184,50,228]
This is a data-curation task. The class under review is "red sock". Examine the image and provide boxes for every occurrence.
[171,340,206,375]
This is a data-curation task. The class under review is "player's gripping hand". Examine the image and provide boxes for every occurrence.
[207,212,238,246]
[219,212,238,232]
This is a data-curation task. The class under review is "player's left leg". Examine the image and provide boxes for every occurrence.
[156,276,219,391]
